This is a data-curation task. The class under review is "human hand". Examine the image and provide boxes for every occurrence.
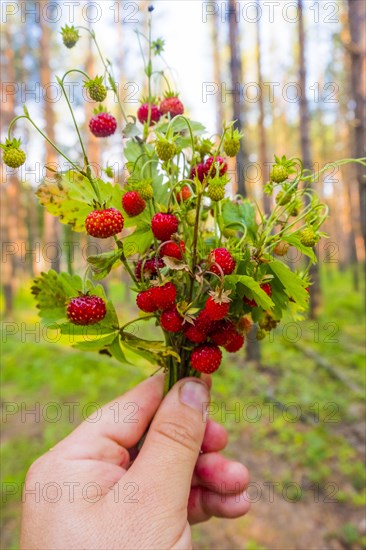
[20,375,250,549]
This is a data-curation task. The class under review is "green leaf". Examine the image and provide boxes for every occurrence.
[158,119,206,135]
[36,171,123,232]
[72,332,117,351]
[122,122,140,138]
[87,249,122,280]
[268,260,308,308]
[123,226,154,257]
[225,275,274,309]
[221,200,257,239]
[109,335,131,364]
[31,270,82,321]
[122,332,180,366]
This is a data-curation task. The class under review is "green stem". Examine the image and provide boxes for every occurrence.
[188,192,203,302]
[114,237,137,283]
[119,314,155,333]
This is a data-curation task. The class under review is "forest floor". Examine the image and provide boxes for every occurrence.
[1,268,365,550]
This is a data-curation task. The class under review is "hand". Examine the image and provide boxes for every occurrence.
[20,375,250,549]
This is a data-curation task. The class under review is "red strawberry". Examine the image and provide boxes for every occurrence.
[204,296,230,321]
[224,332,244,353]
[195,310,220,336]
[176,185,192,203]
[135,258,164,281]
[190,163,206,182]
[67,295,106,325]
[160,95,184,118]
[85,208,124,239]
[184,324,207,344]
[153,282,177,310]
[244,283,272,308]
[160,240,185,259]
[137,103,161,125]
[89,112,117,137]
[204,156,228,177]
[191,344,222,374]
[210,320,236,346]
[136,288,158,313]
[151,212,179,241]
[122,191,146,217]
[209,248,236,276]
[160,307,184,332]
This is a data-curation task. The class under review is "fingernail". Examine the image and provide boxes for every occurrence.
[180,380,210,412]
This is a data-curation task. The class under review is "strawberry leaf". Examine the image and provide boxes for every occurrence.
[123,226,154,257]
[282,234,317,262]
[225,275,274,309]
[268,260,308,309]
[221,200,257,239]
[31,270,82,321]
[87,249,122,280]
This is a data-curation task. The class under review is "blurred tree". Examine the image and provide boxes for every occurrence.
[347,0,366,253]
[256,0,270,215]
[228,0,248,196]
[39,12,61,273]
[209,6,224,135]
[298,0,320,318]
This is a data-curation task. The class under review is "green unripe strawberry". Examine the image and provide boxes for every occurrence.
[1,138,26,168]
[186,209,197,226]
[61,25,80,48]
[300,228,319,247]
[84,76,107,102]
[156,138,177,161]
[137,180,154,200]
[207,184,225,201]
[197,138,214,157]
[222,227,237,238]
[256,328,267,341]
[288,198,302,217]
[275,190,292,205]
[270,165,288,183]
[223,128,242,157]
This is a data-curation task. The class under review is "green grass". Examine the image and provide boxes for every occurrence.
[1,267,365,549]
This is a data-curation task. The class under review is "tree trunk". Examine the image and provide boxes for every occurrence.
[256,3,271,215]
[347,0,366,252]
[39,15,60,272]
[210,8,224,135]
[298,0,321,318]
[228,0,247,196]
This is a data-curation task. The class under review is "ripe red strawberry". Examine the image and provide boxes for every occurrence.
[204,296,230,321]
[160,240,185,259]
[210,320,236,346]
[137,103,161,124]
[244,283,272,308]
[122,191,146,217]
[184,324,207,344]
[89,112,117,137]
[136,288,158,313]
[160,95,184,118]
[195,310,220,336]
[224,332,244,353]
[176,185,192,203]
[190,163,206,182]
[151,212,179,241]
[153,282,177,310]
[209,248,236,276]
[85,208,124,238]
[160,307,184,332]
[67,295,106,325]
[191,344,222,374]
[204,156,228,177]
[135,258,164,281]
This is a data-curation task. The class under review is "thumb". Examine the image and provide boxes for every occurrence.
[128,378,209,510]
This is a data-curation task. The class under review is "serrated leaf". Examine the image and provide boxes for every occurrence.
[72,332,117,351]
[158,119,206,135]
[225,275,274,309]
[36,171,124,232]
[31,270,82,321]
[268,260,308,308]
[122,332,180,366]
[87,249,122,280]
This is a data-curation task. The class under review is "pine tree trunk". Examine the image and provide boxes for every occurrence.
[228,0,247,196]
[298,0,321,318]
[347,0,366,253]
[39,15,60,272]
[210,9,224,135]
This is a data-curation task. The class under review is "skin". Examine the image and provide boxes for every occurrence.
[20,375,250,549]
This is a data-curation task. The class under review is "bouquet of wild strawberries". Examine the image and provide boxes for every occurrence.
[4,12,358,393]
